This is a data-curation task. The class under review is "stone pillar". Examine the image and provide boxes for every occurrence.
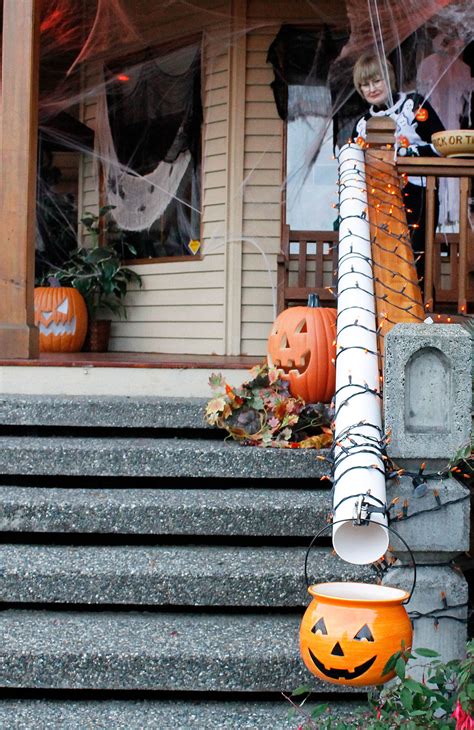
[384,323,471,472]
[383,323,471,665]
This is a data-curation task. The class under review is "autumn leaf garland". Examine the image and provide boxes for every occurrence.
[205,362,333,448]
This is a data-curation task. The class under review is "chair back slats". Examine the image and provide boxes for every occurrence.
[277,226,337,312]
[278,224,473,315]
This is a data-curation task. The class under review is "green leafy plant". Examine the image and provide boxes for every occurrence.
[45,206,142,321]
[205,362,333,448]
[286,641,474,729]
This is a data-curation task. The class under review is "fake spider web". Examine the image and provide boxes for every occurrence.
[0,0,472,278]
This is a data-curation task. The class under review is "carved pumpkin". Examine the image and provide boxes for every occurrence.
[300,582,412,687]
[267,294,336,403]
[34,287,88,352]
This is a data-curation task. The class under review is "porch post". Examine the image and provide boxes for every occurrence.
[224,0,247,355]
[0,0,40,358]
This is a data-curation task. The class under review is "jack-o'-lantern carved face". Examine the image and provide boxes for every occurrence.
[267,297,336,404]
[34,287,88,353]
[300,584,412,687]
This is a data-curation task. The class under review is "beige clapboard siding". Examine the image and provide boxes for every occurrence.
[118,305,224,323]
[110,337,223,355]
[125,287,224,308]
[241,22,283,356]
[111,320,223,339]
[76,6,230,355]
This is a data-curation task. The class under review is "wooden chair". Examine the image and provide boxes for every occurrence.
[277,225,338,313]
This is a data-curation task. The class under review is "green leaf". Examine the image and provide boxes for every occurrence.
[310,704,329,718]
[291,684,313,696]
[249,395,264,411]
[414,648,440,658]
[400,687,413,710]
[395,656,406,680]
[382,650,401,676]
[403,678,424,693]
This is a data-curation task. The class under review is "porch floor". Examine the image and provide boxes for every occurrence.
[0,352,261,369]
[0,353,262,398]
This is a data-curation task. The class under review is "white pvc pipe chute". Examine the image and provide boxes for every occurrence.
[332,143,389,565]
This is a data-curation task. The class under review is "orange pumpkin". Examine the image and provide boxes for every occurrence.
[300,582,413,687]
[267,294,336,403]
[34,287,88,352]
[415,107,429,122]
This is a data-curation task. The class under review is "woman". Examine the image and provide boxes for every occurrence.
[352,53,445,281]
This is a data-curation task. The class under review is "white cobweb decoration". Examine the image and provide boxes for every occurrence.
[95,67,191,233]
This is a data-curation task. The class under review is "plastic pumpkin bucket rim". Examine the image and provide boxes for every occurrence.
[307,581,410,606]
[304,516,417,603]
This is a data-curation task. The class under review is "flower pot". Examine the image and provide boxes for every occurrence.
[83,319,111,352]
[300,582,412,687]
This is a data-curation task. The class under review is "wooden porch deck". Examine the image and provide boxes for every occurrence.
[0,352,261,369]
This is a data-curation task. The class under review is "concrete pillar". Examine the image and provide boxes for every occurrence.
[383,565,468,673]
[383,323,471,665]
[384,323,471,471]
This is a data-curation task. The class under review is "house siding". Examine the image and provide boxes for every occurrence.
[78,6,231,355]
[77,1,343,355]
[241,25,283,356]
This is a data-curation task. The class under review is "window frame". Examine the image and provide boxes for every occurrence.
[102,32,204,265]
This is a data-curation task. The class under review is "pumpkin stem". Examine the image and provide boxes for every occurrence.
[307,293,320,308]
[47,276,61,288]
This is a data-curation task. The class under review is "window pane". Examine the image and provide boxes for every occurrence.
[286,85,338,231]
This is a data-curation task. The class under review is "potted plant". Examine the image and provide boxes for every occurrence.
[46,206,142,351]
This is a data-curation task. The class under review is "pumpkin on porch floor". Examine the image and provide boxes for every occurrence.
[34,286,88,352]
[267,294,336,404]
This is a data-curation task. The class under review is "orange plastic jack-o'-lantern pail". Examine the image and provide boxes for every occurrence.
[300,581,412,687]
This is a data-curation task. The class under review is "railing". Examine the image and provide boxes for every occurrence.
[277,228,337,312]
[397,157,474,315]
[278,158,474,315]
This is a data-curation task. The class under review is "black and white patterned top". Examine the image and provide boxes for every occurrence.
[352,92,445,186]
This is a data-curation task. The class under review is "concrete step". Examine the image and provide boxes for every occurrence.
[0,395,209,430]
[0,698,366,729]
[0,436,331,478]
[0,610,356,693]
[0,545,371,606]
[0,486,332,536]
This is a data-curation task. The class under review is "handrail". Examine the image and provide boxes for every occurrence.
[397,157,474,177]
[397,156,474,314]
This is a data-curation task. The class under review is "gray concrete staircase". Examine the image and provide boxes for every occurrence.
[0,395,370,729]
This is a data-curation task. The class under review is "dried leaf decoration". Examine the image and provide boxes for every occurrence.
[205,362,333,448]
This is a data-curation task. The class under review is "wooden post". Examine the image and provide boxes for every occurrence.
[423,176,437,312]
[458,176,469,314]
[0,0,40,358]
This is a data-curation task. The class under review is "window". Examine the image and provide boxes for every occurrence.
[286,85,338,231]
[101,38,202,261]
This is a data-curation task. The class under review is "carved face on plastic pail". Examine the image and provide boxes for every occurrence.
[300,583,412,687]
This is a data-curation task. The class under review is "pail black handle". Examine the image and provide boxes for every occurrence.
[304,518,417,604]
